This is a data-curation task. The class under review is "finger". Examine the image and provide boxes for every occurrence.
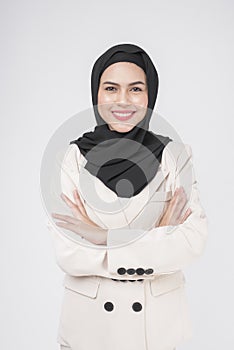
[167,188,185,214]
[179,208,192,224]
[171,188,187,219]
[55,221,83,236]
[51,212,81,225]
[60,193,84,219]
[183,207,192,220]
[162,189,187,224]
[61,193,76,208]
[73,189,87,217]
[172,187,183,199]
[168,187,184,208]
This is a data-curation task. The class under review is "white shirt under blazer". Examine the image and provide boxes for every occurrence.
[47,140,208,350]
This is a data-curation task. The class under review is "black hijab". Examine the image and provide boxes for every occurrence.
[70,43,172,198]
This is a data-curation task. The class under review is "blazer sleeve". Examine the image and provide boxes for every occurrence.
[47,144,110,277]
[106,144,209,275]
[47,221,108,277]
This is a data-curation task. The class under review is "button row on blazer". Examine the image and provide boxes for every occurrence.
[104,301,142,312]
[117,267,154,275]
[111,278,144,282]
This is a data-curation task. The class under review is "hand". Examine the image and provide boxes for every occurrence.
[51,189,108,245]
[156,187,192,227]
[60,189,101,228]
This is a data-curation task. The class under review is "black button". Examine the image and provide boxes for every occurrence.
[137,279,143,282]
[136,268,145,275]
[117,267,126,275]
[129,280,136,282]
[145,268,154,275]
[104,302,114,312]
[132,302,142,312]
[127,268,135,275]
[120,279,127,282]
[111,278,118,281]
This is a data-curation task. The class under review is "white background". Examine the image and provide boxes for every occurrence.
[1,0,233,349]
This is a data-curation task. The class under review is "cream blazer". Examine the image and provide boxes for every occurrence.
[47,141,208,350]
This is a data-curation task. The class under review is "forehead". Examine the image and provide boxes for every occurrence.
[100,62,146,81]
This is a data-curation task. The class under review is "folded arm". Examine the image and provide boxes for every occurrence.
[47,143,208,278]
[106,144,208,276]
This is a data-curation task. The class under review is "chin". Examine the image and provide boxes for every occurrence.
[108,123,134,133]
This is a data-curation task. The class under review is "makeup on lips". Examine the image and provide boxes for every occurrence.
[111,110,136,121]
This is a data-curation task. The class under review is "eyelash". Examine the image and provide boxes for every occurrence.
[105,87,142,92]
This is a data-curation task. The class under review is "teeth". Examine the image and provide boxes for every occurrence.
[113,112,133,117]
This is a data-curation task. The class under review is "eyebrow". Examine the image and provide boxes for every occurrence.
[102,81,146,86]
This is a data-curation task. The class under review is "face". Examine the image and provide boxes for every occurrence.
[97,62,148,133]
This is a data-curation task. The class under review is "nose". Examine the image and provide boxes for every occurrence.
[116,89,131,106]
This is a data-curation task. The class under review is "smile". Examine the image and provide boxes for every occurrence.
[112,111,135,121]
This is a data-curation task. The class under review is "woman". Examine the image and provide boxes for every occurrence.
[48,43,208,350]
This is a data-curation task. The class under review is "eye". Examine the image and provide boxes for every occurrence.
[105,86,117,91]
[131,87,142,92]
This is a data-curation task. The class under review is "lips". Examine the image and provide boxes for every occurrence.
[111,110,135,121]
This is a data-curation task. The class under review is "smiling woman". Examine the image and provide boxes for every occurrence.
[47,43,208,350]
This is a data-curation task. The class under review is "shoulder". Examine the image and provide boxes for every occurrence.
[61,143,84,172]
[164,140,192,157]
[161,141,193,170]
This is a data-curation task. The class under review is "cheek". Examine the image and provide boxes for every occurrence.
[132,93,148,107]
[98,90,113,104]
[97,91,110,118]
[143,94,148,106]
